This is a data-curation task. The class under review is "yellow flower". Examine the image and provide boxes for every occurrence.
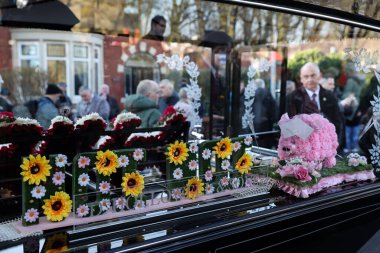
[235,153,253,175]
[95,150,119,176]
[20,154,51,185]
[45,233,68,253]
[42,191,72,222]
[214,137,233,159]
[121,172,145,197]
[184,177,204,200]
[166,140,189,165]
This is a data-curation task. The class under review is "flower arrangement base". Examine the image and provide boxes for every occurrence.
[13,184,272,234]
[272,165,375,198]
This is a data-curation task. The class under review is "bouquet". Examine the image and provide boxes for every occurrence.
[75,113,107,151]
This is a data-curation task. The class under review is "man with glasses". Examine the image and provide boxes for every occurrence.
[124,79,161,128]
[142,15,166,41]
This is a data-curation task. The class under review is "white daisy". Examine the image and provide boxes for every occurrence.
[204,170,213,182]
[76,204,90,217]
[205,184,214,194]
[244,136,253,146]
[188,160,198,171]
[134,200,146,210]
[115,197,126,210]
[233,142,241,152]
[78,173,90,187]
[171,188,182,200]
[99,181,111,194]
[31,185,46,199]
[202,148,212,160]
[231,177,240,189]
[118,155,129,167]
[55,154,68,168]
[24,208,39,223]
[221,176,229,187]
[99,198,111,211]
[133,149,144,161]
[189,143,198,153]
[173,168,183,179]
[78,156,90,168]
[359,156,368,165]
[221,160,230,170]
[52,171,65,186]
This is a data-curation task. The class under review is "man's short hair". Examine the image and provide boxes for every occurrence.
[78,85,92,94]
[136,80,156,96]
[301,62,320,76]
[152,15,166,25]
[159,79,174,92]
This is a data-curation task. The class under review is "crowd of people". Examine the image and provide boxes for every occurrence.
[0,79,195,131]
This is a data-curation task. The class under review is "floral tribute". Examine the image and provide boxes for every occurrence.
[72,148,146,217]
[166,135,257,200]
[74,113,107,151]
[38,116,75,157]
[21,153,70,225]
[270,113,375,198]
[0,112,43,158]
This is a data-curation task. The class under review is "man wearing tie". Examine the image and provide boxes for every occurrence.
[286,62,343,145]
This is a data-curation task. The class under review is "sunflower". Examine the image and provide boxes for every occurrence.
[95,150,119,176]
[214,137,233,159]
[42,191,72,222]
[166,140,189,165]
[184,177,204,200]
[20,154,51,185]
[235,153,253,175]
[121,172,145,197]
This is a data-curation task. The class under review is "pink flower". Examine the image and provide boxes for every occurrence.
[277,165,295,178]
[294,165,312,182]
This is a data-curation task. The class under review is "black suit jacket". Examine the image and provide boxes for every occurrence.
[286,86,344,144]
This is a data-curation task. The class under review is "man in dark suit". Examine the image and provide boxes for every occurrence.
[286,62,344,145]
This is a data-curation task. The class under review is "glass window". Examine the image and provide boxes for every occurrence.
[48,60,67,83]
[74,61,89,94]
[74,45,88,58]
[47,43,66,57]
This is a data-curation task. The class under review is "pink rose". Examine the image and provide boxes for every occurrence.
[294,165,312,182]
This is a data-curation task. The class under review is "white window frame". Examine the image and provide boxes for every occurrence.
[17,41,40,68]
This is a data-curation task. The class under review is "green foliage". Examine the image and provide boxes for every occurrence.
[288,48,343,81]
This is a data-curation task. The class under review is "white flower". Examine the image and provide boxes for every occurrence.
[244,136,253,146]
[75,112,105,127]
[31,185,46,199]
[205,184,214,194]
[115,197,126,210]
[13,117,41,127]
[78,156,90,168]
[134,200,146,210]
[233,142,241,152]
[55,154,68,168]
[347,153,360,159]
[188,160,198,171]
[204,170,213,182]
[171,188,182,200]
[50,116,73,128]
[52,171,65,186]
[348,158,360,167]
[99,181,111,194]
[113,112,140,126]
[358,156,367,165]
[202,149,212,159]
[173,168,183,179]
[189,143,198,153]
[221,160,230,170]
[24,208,39,223]
[133,149,144,161]
[78,173,90,187]
[231,178,240,189]
[76,204,89,217]
[118,155,129,167]
[220,176,229,187]
[99,199,111,211]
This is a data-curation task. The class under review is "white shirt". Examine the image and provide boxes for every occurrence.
[305,85,320,111]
